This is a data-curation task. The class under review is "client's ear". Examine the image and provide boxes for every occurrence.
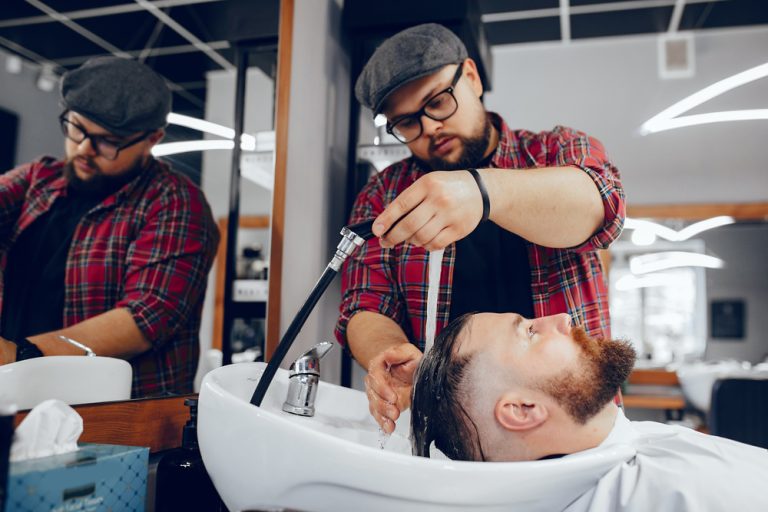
[494,392,549,432]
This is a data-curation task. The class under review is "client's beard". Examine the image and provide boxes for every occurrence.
[64,157,146,195]
[539,327,636,425]
[414,113,493,171]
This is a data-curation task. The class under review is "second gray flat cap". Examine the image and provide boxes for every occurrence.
[355,23,468,115]
[61,56,171,137]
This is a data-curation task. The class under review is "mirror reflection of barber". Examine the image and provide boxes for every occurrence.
[335,24,625,433]
[0,57,219,398]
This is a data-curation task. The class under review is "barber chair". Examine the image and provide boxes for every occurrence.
[708,378,768,449]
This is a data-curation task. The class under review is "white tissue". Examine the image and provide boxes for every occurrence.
[9,399,83,462]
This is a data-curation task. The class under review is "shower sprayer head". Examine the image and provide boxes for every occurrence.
[344,219,376,241]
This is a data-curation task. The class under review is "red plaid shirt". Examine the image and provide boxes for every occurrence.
[336,114,625,350]
[0,157,219,397]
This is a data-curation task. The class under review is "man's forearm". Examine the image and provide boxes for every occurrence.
[482,166,604,248]
[27,308,151,359]
[347,311,410,369]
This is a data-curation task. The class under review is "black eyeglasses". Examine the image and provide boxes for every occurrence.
[59,113,151,161]
[385,64,464,144]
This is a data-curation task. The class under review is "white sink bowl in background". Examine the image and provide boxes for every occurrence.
[676,361,768,413]
[0,356,132,410]
[198,362,636,512]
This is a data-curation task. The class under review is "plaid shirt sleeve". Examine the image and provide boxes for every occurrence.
[0,163,32,242]
[334,169,407,346]
[114,181,219,347]
[545,125,625,253]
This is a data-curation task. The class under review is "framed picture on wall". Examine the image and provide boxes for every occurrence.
[710,300,746,340]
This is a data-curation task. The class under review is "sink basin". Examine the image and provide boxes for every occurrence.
[198,362,636,512]
[0,356,132,410]
[677,361,768,413]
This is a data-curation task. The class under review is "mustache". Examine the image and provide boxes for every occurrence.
[571,326,603,357]
[428,134,458,152]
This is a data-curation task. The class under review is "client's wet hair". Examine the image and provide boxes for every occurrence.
[410,314,638,462]
[410,313,485,461]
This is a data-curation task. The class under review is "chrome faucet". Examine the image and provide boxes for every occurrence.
[282,341,334,417]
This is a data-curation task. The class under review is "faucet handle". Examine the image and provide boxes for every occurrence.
[290,341,334,376]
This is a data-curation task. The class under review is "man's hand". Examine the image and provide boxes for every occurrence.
[0,337,16,365]
[365,343,423,434]
[372,170,484,251]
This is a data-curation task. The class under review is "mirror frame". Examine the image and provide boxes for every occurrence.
[264,0,294,361]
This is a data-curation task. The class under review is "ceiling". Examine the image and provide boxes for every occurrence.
[0,0,280,118]
[0,0,766,178]
[2,0,765,117]
[479,0,768,46]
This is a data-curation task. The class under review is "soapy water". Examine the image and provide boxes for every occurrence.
[376,250,443,453]
[424,249,444,354]
[378,427,392,450]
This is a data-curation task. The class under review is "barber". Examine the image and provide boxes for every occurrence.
[0,57,219,398]
[334,24,625,432]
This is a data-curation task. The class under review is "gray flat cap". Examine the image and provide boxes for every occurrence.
[355,23,467,115]
[61,56,171,137]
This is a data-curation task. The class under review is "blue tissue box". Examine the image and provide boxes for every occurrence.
[6,443,148,512]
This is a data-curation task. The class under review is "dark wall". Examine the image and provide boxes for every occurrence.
[0,107,18,172]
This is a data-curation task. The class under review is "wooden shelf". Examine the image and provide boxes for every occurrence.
[628,369,680,386]
[213,215,270,351]
[623,394,686,410]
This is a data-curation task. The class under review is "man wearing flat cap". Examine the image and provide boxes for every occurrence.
[0,57,219,398]
[335,24,625,433]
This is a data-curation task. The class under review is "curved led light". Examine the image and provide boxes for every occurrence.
[641,62,768,135]
[629,251,724,275]
[152,139,234,157]
[166,112,257,147]
[615,273,681,291]
[625,216,734,244]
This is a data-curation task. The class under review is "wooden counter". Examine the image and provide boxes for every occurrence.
[13,394,193,453]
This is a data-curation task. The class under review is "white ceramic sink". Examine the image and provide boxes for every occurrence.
[198,362,636,512]
[676,360,768,413]
[0,356,132,410]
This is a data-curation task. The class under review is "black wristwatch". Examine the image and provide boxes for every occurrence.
[14,338,44,361]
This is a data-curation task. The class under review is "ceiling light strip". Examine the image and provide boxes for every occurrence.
[0,36,63,71]
[25,0,132,58]
[560,0,571,43]
[54,41,230,67]
[668,0,686,33]
[134,0,234,71]
[482,0,727,23]
[0,0,225,28]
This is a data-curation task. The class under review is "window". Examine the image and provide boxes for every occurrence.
[609,240,707,364]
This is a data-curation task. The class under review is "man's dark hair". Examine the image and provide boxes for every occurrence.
[410,313,484,461]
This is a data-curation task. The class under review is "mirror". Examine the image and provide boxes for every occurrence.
[0,0,287,404]
[609,204,768,367]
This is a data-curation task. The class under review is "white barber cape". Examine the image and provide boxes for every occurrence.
[567,408,768,511]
